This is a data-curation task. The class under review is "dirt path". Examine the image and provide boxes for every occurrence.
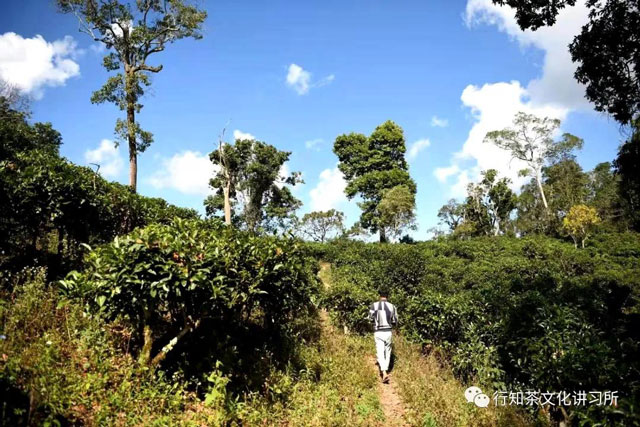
[318,262,409,426]
[368,355,409,426]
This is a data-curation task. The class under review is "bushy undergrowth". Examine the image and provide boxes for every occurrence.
[60,218,321,391]
[2,220,324,424]
[237,313,385,426]
[319,234,640,425]
[0,269,230,425]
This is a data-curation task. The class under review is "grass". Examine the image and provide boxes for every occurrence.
[237,311,386,425]
[392,335,537,427]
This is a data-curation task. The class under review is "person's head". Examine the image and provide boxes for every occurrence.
[378,288,389,300]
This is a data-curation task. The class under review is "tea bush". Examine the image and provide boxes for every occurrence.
[320,234,640,424]
[0,109,198,280]
[60,218,321,390]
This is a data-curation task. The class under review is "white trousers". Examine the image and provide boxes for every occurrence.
[374,330,393,372]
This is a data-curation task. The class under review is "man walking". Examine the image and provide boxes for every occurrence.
[369,288,398,383]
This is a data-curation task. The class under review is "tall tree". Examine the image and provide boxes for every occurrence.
[515,179,549,235]
[206,138,302,232]
[563,204,601,248]
[298,210,345,242]
[588,162,624,229]
[516,159,589,235]
[544,159,589,219]
[57,0,207,191]
[462,169,517,236]
[484,112,583,212]
[492,0,639,124]
[437,199,465,232]
[333,120,416,242]
[378,185,417,241]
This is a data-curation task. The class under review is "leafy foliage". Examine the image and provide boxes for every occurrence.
[60,219,319,369]
[333,120,417,242]
[562,204,601,248]
[615,122,640,231]
[378,185,417,240]
[206,138,302,233]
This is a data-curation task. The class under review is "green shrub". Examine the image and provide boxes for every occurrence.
[60,219,321,389]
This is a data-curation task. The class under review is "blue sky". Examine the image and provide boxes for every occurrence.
[0,0,625,238]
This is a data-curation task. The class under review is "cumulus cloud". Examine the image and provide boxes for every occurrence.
[407,138,431,161]
[465,0,590,110]
[433,1,589,199]
[149,151,217,196]
[84,139,124,178]
[0,32,80,98]
[286,63,334,95]
[233,129,255,141]
[309,166,347,211]
[431,116,449,127]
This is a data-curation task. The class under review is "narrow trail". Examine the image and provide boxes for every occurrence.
[318,261,409,427]
[367,355,409,426]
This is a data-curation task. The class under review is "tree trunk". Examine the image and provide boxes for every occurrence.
[223,182,232,225]
[150,319,200,367]
[126,71,138,192]
[219,139,232,225]
[379,228,387,243]
[535,169,549,210]
[138,324,153,365]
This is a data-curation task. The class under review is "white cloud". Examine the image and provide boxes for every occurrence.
[433,1,589,199]
[0,32,80,98]
[305,138,323,150]
[85,139,124,179]
[149,151,217,196]
[465,0,590,110]
[286,63,334,95]
[233,129,255,141]
[431,116,449,127]
[407,138,431,161]
[287,64,310,95]
[309,166,347,211]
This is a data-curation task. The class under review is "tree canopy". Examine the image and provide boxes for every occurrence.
[484,112,583,211]
[206,138,302,233]
[333,120,417,242]
[297,210,345,242]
